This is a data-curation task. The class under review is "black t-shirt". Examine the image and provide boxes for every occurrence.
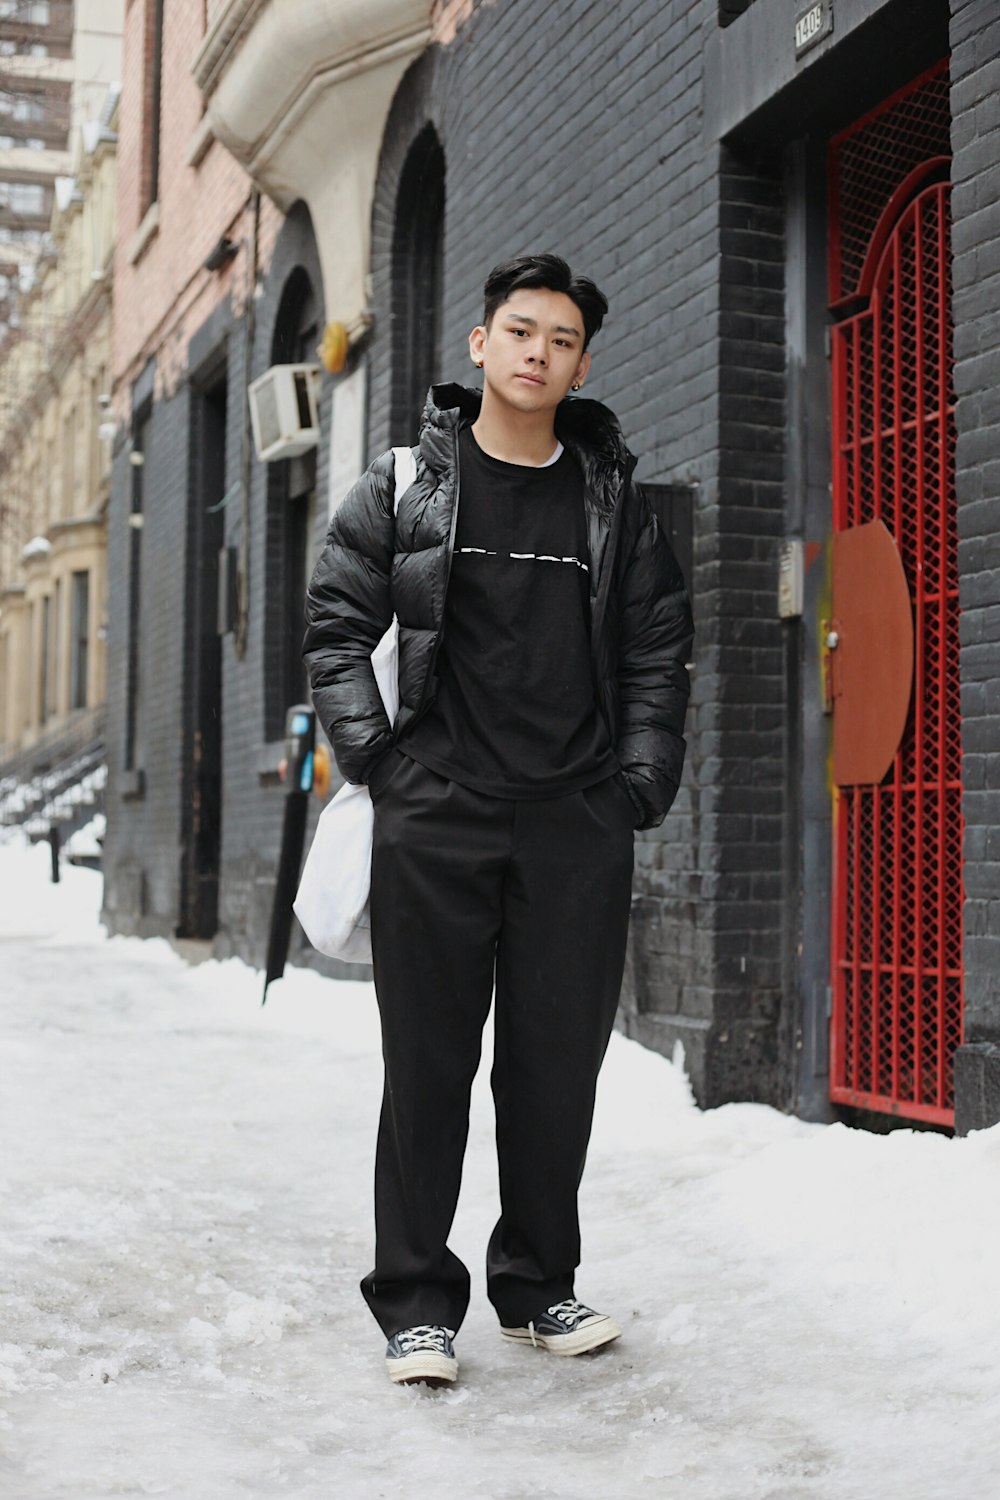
[403,425,616,798]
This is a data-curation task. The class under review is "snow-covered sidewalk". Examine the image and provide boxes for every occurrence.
[1,839,998,1500]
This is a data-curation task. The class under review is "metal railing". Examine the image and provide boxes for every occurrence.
[0,703,106,842]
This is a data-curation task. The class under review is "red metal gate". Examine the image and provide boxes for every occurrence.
[828,64,963,1125]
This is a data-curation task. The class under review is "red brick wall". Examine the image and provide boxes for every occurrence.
[113,0,283,415]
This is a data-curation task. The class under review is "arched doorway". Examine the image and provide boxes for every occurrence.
[264,264,319,743]
[389,123,445,444]
[827,63,962,1125]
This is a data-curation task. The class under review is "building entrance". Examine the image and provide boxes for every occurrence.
[827,63,962,1126]
[178,368,227,939]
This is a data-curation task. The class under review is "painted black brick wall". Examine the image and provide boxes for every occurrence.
[702,141,789,1104]
[103,209,324,959]
[104,376,196,937]
[949,0,1000,1130]
[213,206,330,968]
[719,0,758,23]
[365,0,722,1090]
[370,1,803,1109]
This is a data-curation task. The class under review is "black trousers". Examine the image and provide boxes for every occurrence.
[360,751,635,1337]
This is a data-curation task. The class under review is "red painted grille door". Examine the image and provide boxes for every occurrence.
[829,177,963,1126]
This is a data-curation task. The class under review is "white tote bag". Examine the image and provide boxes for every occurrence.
[293,446,416,963]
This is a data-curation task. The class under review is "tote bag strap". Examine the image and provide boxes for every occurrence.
[390,445,417,516]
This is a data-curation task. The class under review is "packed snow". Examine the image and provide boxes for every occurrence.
[1,836,998,1500]
[62,812,105,863]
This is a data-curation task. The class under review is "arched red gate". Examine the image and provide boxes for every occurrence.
[827,64,963,1126]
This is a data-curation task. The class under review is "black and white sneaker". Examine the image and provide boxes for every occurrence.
[385,1324,458,1385]
[500,1298,621,1357]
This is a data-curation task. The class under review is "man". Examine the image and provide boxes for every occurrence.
[303,254,693,1386]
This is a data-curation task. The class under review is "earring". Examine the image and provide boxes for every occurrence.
[571,382,582,391]
[473,359,483,369]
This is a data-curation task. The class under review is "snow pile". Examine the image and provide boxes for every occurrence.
[20,534,52,562]
[0,832,105,939]
[0,841,998,1500]
[64,811,106,861]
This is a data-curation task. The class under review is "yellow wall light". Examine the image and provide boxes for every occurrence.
[319,321,350,375]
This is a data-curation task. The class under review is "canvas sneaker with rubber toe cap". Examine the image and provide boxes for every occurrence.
[385,1324,458,1385]
[500,1298,621,1356]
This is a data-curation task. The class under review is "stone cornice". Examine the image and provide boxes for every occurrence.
[191,0,432,331]
[193,0,430,170]
[194,0,264,96]
[49,512,107,546]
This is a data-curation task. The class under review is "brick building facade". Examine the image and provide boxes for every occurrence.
[102,0,285,938]
[101,0,1000,1134]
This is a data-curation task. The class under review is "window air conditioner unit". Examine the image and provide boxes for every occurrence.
[248,364,321,461]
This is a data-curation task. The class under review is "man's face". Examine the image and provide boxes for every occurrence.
[469,287,591,414]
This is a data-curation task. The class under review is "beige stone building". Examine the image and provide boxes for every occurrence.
[0,84,116,763]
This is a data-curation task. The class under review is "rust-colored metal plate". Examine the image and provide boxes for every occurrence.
[830,518,914,786]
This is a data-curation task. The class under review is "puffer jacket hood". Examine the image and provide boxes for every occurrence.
[303,384,693,828]
[420,382,634,516]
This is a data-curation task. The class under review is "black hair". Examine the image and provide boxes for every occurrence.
[482,254,608,350]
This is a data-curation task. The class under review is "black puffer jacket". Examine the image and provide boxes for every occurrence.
[303,383,693,829]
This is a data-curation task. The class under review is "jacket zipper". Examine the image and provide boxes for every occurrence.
[589,459,630,668]
[588,456,634,741]
[414,426,461,716]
